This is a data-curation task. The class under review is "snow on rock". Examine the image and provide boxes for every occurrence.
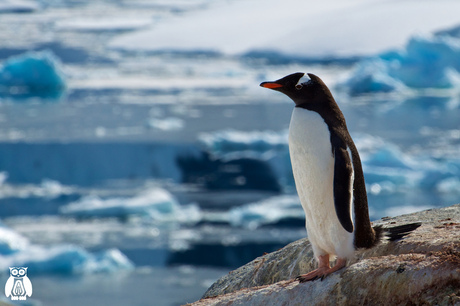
[109,0,460,59]
[0,0,39,13]
[0,50,66,96]
[60,188,201,223]
[342,35,460,93]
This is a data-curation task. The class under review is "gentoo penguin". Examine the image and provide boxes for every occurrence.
[260,73,420,282]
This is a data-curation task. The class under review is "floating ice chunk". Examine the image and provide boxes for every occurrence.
[0,224,133,274]
[0,224,29,255]
[436,177,460,193]
[0,179,74,200]
[0,50,66,97]
[0,171,7,186]
[228,195,303,229]
[0,245,133,274]
[60,188,200,223]
[55,18,153,32]
[147,117,184,131]
[0,0,39,13]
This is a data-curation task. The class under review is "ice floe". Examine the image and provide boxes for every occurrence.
[60,188,201,223]
[228,195,303,229]
[0,224,133,274]
[55,17,153,32]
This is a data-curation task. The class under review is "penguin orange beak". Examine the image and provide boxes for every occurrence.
[260,82,283,89]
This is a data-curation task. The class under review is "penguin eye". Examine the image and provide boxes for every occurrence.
[295,84,303,90]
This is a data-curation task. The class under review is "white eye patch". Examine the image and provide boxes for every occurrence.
[295,73,311,89]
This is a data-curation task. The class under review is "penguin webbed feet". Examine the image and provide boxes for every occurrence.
[296,255,347,283]
[295,269,329,283]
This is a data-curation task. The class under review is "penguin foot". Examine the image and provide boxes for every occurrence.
[296,255,347,283]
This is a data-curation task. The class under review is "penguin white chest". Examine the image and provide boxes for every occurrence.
[288,107,354,259]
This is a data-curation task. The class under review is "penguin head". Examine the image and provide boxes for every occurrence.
[260,72,331,107]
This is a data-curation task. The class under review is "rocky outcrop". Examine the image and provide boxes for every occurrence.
[191,204,460,305]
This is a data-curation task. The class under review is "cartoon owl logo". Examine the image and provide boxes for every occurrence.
[5,267,32,300]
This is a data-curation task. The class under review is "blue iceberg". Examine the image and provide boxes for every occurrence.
[0,224,133,274]
[342,35,460,94]
[0,50,66,98]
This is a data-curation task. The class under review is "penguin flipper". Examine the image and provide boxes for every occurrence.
[333,145,354,233]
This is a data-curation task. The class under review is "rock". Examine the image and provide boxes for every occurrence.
[191,204,460,305]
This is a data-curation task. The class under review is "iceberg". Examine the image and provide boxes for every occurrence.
[0,50,66,98]
[343,35,460,93]
[340,59,406,94]
[0,224,133,274]
[199,129,288,159]
[60,188,201,224]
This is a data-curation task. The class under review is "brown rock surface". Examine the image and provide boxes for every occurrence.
[190,204,460,305]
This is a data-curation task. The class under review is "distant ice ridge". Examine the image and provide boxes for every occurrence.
[342,35,460,94]
[0,50,66,98]
[199,129,460,194]
[0,223,133,274]
[109,0,460,60]
[60,188,201,224]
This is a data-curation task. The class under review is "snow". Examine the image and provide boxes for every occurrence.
[0,51,66,96]
[109,0,460,59]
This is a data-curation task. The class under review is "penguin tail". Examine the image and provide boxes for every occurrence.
[383,222,422,241]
